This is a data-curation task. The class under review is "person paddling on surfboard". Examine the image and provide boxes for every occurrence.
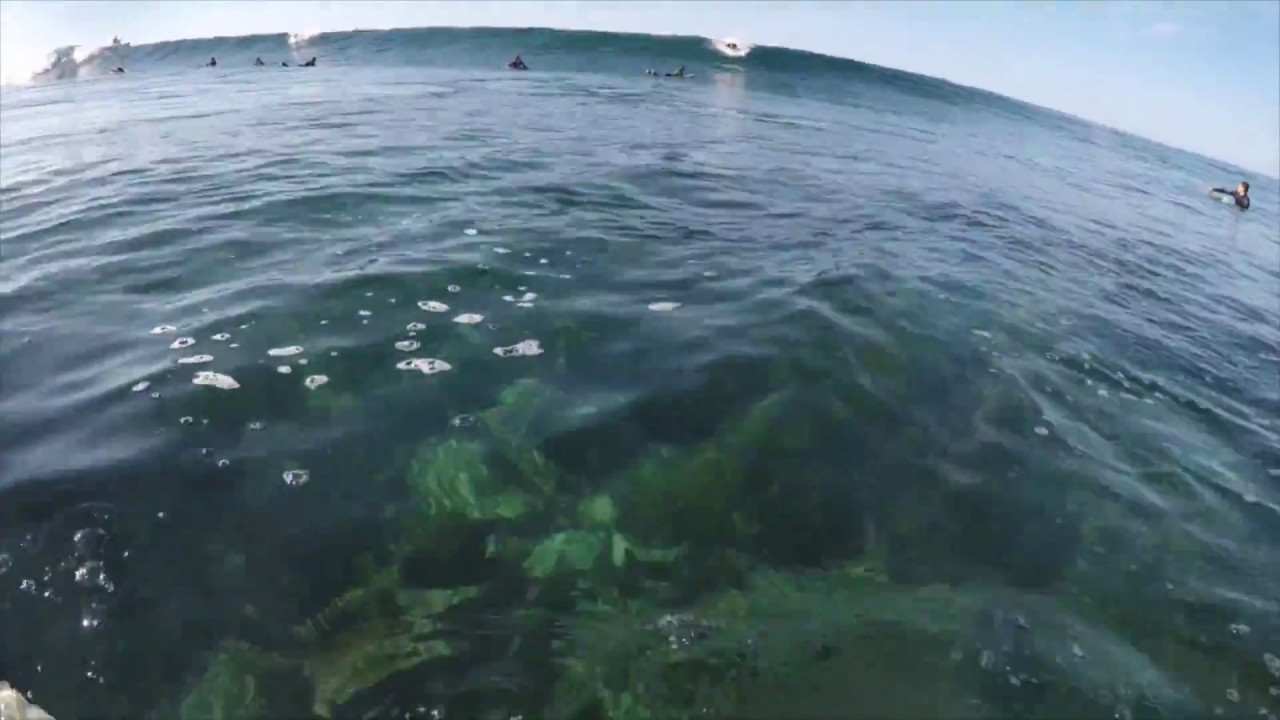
[665,65,686,78]
[1209,181,1250,210]
[508,55,528,70]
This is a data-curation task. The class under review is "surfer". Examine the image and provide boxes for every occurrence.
[282,61,290,67]
[112,36,122,46]
[726,41,738,50]
[302,56,317,67]
[665,65,686,78]
[508,55,528,70]
[206,57,217,67]
[254,57,265,66]
[110,67,126,74]
[1209,181,1250,210]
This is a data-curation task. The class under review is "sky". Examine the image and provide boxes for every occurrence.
[2,0,1278,177]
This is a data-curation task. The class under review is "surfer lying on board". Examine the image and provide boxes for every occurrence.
[1209,181,1250,210]
[302,57,317,67]
[508,55,528,70]
[666,65,686,77]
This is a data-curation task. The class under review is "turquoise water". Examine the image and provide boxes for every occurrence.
[2,26,1279,720]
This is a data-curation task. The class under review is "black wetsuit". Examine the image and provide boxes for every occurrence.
[1213,188,1250,210]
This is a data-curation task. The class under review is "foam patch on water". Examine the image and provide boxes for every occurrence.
[648,302,681,312]
[448,284,461,293]
[212,333,231,341]
[450,414,476,427]
[151,325,177,335]
[516,302,534,308]
[418,300,450,312]
[494,247,511,254]
[283,469,309,486]
[503,292,538,303]
[395,339,421,352]
[358,310,373,317]
[406,322,426,332]
[304,375,329,390]
[170,337,196,350]
[131,381,150,393]
[453,313,484,324]
[493,340,543,358]
[297,358,308,366]
[177,354,214,365]
[396,358,452,375]
[180,416,194,426]
[464,228,478,236]
[193,371,240,390]
[268,346,304,357]
[277,365,293,374]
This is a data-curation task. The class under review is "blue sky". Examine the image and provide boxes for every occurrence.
[2,0,1277,177]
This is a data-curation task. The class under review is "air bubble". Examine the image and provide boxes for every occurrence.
[1034,426,1049,436]
[395,340,421,352]
[248,420,265,430]
[1264,652,1279,677]
[396,358,452,375]
[647,302,681,312]
[277,365,293,374]
[358,310,373,317]
[150,325,177,335]
[464,228,478,236]
[494,247,511,254]
[179,416,194,425]
[453,314,484,325]
[217,459,230,468]
[450,414,476,427]
[447,285,461,293]
[131,381,151,393]
[283,469,310,486]
[170,337,196,350]
[193,371,240,390]
[418,300,449,313]
[304,375,329,390]
[268,346,304,357]
[493,340,543,358]
[212,333,231,341]
[177,354,214,365]
[406,322,426,332]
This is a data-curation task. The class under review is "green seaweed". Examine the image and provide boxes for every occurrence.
[407,439,542,522]
[178,641,308,720]
[302,582,480,716]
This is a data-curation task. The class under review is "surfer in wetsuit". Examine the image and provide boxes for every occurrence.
[508,55,528,70]
[206,57,217,67]
[302,57,317,67]
[665,65,686,78]
[254,57,265,66]
[1209,181,1250,210]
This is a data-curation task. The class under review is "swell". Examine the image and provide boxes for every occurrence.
[27,26,1011,110]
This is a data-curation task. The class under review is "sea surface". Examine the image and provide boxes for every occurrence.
[2,26,1279,720]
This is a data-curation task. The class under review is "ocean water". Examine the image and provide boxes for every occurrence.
[2,26,1279,720]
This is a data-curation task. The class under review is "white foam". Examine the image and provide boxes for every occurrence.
[193,371,240,390]
[516,302,534,308]
[170,337,196,350]
[453,313,484,325]
[217,459,230,468]
[648,302,681,312]
[248,421,265,430]
[493,339,543,358]
[151,325,177,335]
[268,346,304,357]
[448,285,461,293]
[396,358,453,375]
[450,414,476,427]
[494,247,511,254]
[464,228,478,236]
[406,322,426,332]
[180,416,194,425]
[418,300,450,313]
[283,469,310,486]
[297,358,308,366]
[1034,426,1049,436]
[972,330,992,339]
[358,310,373,317]
[277,365,293,374]
[229,343,240,348]
[131,381,151,393]
[703,270,718,278]
[304,374,329,390]
[395,339,421,352]
[212,333,231,341]
[177,354,215,365]
[502,292,537,303]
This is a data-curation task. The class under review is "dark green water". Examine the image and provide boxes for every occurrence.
[1,26,1278,720]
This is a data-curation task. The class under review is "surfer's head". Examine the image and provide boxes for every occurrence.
[1239,181,1250,196]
